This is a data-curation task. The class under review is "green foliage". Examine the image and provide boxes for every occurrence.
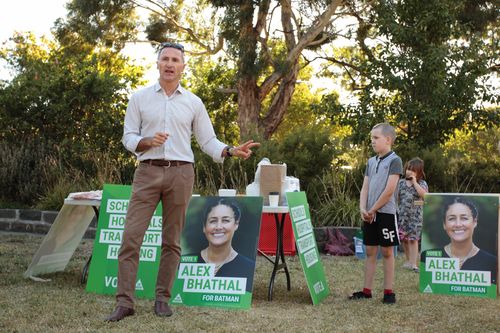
[54,0,138,51]
[36,150,132,211]
[457,0,498,34]
[257,125,338,190]
[0,142,49,206]
[145,14,174,43]
[191,125,339,202]
[271,66,323,139]
[394,126,500,193]
[142,0,221,50]
[1,0,498,221]
[320,0,499,147]
[309,168,363,227]
[440,126,500,193]
[0,140,134,210]
[0,140,87,208]
[0,0,144,168]
[135,0,344,138]
[0,15,143,209]
[185,57,240,143]
[0,32,145,165]
[35,166,92,211]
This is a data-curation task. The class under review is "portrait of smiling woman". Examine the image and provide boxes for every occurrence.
[421,196,498,285]
[181,197,261,292]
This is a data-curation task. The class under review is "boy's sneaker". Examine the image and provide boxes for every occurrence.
[402,262,413,270]
[382,293,396,304]
[348,291,372,300]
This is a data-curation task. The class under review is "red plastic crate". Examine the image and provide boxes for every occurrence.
[258,213,296,256]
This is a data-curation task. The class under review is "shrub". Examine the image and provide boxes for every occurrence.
[0,140,136,210]
[308,168,362,227]
[395,127,500,193]
[35,151,133,210]
[36,162,92,211]
[192,125,339,197]
[193,152,251,196]
[0,142,50,206]
[264,125,338,191]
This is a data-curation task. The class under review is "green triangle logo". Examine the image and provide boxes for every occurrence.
[423,284,433,293]
[135,279,144,290]
[172,293,183,303]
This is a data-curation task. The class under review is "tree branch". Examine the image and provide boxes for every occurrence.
[285,0,342,63]
[258,36,275,68]
[343,0,377,63]
[281,0,296,51]
[292,10,303,39]
[319,56,363,73]
[255,0,270,36]
[259,0,342,100]
[131,0,223,55]
[216,87,238,94]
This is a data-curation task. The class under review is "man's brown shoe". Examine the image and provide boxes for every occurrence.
[154,301,173,317]
[105,306,135,322]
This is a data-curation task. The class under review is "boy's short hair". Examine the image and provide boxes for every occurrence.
[372,123,396,143]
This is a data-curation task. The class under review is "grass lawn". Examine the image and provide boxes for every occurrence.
[0,232,498,333]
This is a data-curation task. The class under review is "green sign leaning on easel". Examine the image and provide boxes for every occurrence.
[86,184,163,298]
[286,192,330,304]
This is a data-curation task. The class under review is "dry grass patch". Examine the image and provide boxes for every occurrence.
[0,232,498,333]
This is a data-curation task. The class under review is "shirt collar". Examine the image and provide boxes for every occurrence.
[154,81,185,95]
[376,150,393,161]
[375,150,393,173]
[154,81,162,92]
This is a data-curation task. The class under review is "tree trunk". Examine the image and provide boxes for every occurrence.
[237,77,261,139]
[236,0,262,139]
[258,0,298,139]
[261,63,300,139]
[235,0,341,139]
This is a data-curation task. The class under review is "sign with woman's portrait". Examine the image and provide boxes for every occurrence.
[420,193,499,298]
[169,196,263,309]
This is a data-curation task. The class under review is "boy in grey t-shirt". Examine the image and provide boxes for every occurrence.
[349,123,402,304]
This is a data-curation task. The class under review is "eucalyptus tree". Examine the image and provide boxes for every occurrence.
[59,0,349,139]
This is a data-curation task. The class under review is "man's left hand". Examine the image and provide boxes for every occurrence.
[232,140,260,160]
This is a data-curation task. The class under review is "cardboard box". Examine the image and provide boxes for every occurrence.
[259,164,286,205]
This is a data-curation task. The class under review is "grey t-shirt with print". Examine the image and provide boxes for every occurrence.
[364,151,403,214]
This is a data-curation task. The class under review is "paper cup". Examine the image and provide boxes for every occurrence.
[269,192,280,207]
[218,189,237,197]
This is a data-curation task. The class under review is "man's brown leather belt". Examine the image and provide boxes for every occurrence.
[141,159,192,167]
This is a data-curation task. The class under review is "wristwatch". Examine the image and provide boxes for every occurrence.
[225,146,234,157]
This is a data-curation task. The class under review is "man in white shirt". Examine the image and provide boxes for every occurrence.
[106,42,259,322]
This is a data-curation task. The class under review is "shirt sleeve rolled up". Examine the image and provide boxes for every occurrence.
[192,99,226,163]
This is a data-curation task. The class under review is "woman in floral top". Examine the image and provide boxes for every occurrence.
[397,158,428,272]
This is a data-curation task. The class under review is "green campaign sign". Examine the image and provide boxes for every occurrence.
[170,196,263,309]
[420,193,499,298]
[86,184,163,298]
[286,192,330,305]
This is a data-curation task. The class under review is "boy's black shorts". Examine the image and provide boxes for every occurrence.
[362,212,400,247]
